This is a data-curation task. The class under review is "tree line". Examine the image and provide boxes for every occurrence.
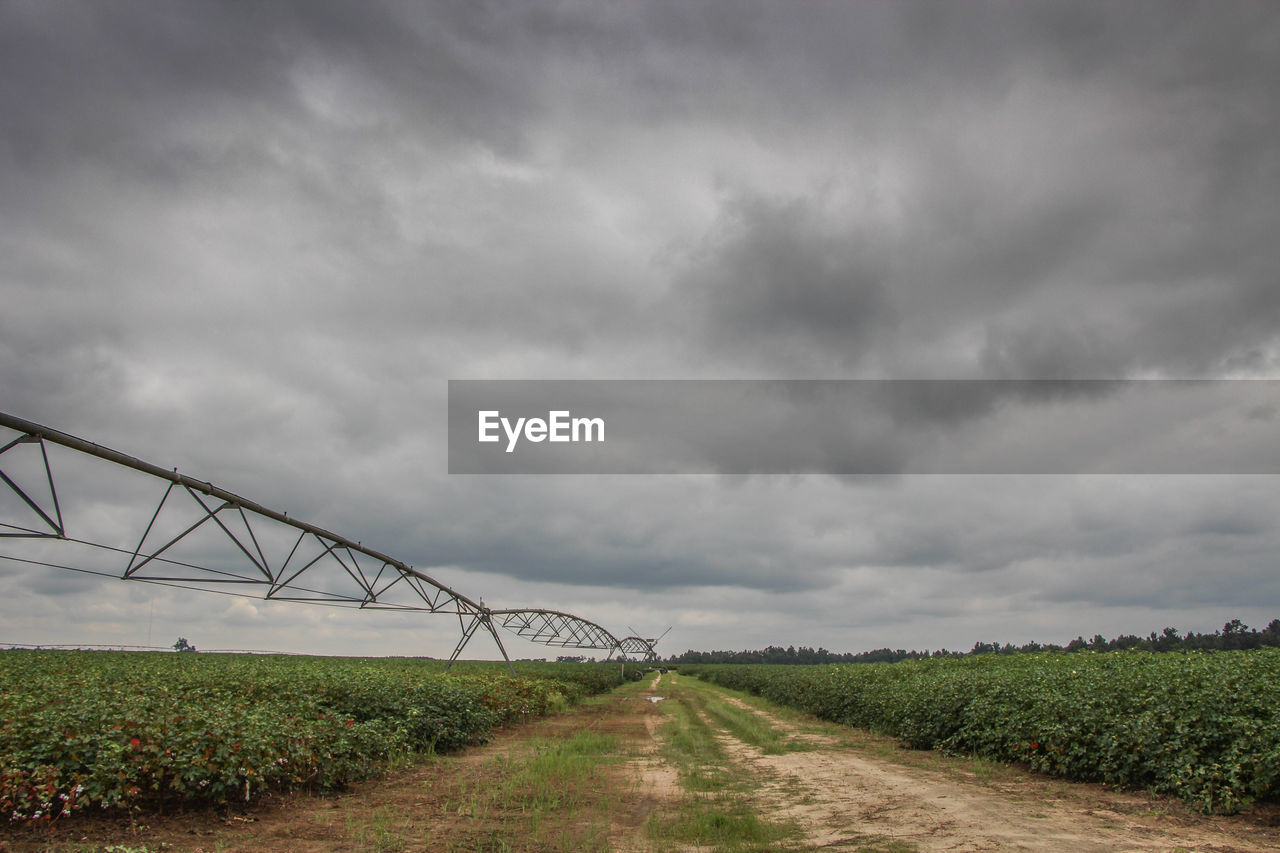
[666,618,1280,665]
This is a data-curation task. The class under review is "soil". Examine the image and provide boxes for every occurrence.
[714,705,1278,851]
[2,674,1278,852]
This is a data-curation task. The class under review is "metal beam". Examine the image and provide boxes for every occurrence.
[0,411,481,613]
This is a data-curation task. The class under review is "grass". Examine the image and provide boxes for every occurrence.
[346,805,408,852]
[491,729,622,851]
[697,692,813,755]
[648,795,793,851]
[649,673,802,850]
[310,698,632,853]
[490,730,621,814]
[659,685,740,793]
[426,725,625,851]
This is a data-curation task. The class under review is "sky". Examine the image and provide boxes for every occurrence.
[2,0,1279,659]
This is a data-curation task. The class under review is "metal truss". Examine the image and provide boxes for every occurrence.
[487,609,659,662]
[616,634,662,661]
[0,430,63,539]
[0,412,661,669]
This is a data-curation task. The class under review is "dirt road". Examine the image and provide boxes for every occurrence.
[5,672,1278,852]
[685,680,1279,852]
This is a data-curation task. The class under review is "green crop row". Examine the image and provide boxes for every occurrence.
[0,651,629,822]
[680,649,1280,814]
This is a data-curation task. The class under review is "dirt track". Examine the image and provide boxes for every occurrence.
[703,686,1279,852]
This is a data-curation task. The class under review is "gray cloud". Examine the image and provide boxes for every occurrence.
[2,0,1279,657]
[673,192,897,373]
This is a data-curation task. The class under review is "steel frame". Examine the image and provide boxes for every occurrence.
[0,431,63,538]
[488,608,659,661]
[0,412,659,668]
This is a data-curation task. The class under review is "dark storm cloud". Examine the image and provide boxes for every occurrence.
[674,193,896,372]
[0,1,540,174]
[654,2,1280,381]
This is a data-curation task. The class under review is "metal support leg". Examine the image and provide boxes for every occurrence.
[483,615,516,676]
[446,615,483,670]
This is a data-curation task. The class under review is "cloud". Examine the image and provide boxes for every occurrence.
[673,191,897,373]
[2,1,1279,657]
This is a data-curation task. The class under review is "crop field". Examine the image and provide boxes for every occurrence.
[680,648,1280,814]
[0,650,630,823]
[4,659,1280,851]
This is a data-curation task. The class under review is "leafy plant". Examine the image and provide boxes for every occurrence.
[0,651,627,821]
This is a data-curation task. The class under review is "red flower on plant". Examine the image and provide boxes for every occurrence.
[129,737,141,749]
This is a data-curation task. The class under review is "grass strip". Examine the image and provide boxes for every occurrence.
[659,683,740,793]
[431,729,621,851]
[650,675,800,850]
[648,795,793,852]
[696,691,813,755]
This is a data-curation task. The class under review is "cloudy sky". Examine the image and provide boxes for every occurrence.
[2,0,1279,659]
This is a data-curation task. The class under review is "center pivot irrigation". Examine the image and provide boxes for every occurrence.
[0,412,661,671]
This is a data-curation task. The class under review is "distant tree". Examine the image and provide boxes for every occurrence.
[1153,626,1182,652]
[172,637,197,653]
[665,616,1279,665]
[1221,619,1263,650]
[1111,634,1142,650]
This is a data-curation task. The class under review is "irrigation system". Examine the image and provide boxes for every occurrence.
[0,411,662,671]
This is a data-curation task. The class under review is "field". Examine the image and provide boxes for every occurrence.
[3,649,1279,851]
[0,650,630,822]
[680,648,1280,815]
